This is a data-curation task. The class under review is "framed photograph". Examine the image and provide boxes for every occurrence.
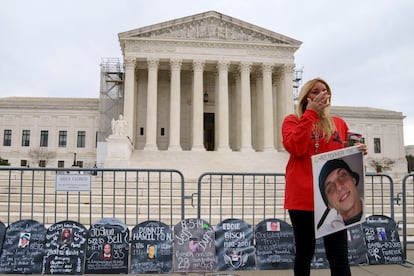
[312,146,365,238]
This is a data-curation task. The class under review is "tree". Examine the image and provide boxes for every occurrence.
[368,158,395,173]
[28,147,56,167]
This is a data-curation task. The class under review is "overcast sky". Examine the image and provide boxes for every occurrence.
[1,0,413,144]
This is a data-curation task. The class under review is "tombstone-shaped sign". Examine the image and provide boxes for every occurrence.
[311,238,329,269]
[215,218,255,271]
[130,220,173,274]
[347,223,368,265]
[363,215,403,265]
[173,218,216,273]
[0,221,6,252]
[85,218,129,274]
[42,220,87,274]
[255,218,295,269]
[0,219,46,274]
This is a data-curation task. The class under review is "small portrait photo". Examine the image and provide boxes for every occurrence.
[147,244,157,259]
[18,232,31,248]
[189,238,200,253]
[102,243,112,260]
[377,227,387,241]
[266,221,280,232]
[61,228,72,243]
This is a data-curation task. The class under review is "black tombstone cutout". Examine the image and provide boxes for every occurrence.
[216,218,255,271]
[0,219,46,274]
[130,220,173,274]
[0,221,5,252]
[363,215,403,265]
[173,218,216,273]
[42,220,87,274]
[255,218,295,270]
[311,238,329,269]
[347,223,368,265]
[85,218,129,274]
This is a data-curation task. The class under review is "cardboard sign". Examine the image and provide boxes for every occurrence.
[85,218,129,274]
[0,220,46,274]
[255,218,295,270]
[42,220,87,274]
[130,220,173,274]
[173,218,216,273]
[312,146,365,238]
[215,218,255,270]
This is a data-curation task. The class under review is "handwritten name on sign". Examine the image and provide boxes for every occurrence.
[42,220,87,274]
[0,220,46,274]
[173,218,216,273]
[215,218,255,270]
[85,218,129,274]
[130,220,173,274]
[363,215,403,265]
[255,219,295,270]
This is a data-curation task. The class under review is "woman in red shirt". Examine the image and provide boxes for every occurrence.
[282,77,366,275]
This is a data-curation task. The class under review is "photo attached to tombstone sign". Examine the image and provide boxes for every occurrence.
[173,218,216,273]
[42,220,87,274]
[85,218,129,274]
[312,146,365,238]
[130,220,173,274]
[255,218,295,270]
[215,218,255,271]
[0,219,47,274]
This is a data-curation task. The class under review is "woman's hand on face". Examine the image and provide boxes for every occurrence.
[307,91,330,113]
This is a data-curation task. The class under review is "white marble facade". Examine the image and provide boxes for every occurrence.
[0,11,408,179]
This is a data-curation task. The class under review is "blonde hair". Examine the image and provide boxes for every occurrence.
[296,77,335,141]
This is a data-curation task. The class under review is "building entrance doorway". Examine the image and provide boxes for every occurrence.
[204,113,215,151]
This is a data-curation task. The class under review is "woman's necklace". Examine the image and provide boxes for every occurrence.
[313,125,322,153]
[314,131,320,153]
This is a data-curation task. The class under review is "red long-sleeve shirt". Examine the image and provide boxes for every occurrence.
[282,109,349,211]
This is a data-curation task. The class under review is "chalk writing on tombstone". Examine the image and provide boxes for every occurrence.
[347,223,368,265]
[311,238,329,269]
[85,218,129,274]
[173,218,216,273]
[255,219,295,270]
[130,220,173,274]
[215,218,255,271]
[0,221,5,251]
[42,220,87,274]
[0,219,46,274]
[363,215,403,265]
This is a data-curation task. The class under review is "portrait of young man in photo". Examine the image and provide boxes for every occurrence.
[313,149,365,238]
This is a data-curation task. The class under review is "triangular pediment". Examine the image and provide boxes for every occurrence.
[119,11,301,46]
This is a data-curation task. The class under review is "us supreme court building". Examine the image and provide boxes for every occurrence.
[0,11,408,179]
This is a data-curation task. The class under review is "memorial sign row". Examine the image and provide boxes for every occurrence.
[0,215,403,274]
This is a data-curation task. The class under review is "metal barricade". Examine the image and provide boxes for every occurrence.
[402,173,414,262]
[196,172,287,227]
[0,167,185,228]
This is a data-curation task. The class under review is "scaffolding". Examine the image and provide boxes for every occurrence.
[98,58,124,142]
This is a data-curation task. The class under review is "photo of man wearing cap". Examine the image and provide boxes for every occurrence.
[18,232,31,248]
[313,148,365,238]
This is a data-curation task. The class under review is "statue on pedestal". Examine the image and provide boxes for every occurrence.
[111,115,127,137]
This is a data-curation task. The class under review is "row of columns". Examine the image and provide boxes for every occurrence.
[122,57,294,152]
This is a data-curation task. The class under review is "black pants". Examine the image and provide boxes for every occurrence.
[289,210,351,276]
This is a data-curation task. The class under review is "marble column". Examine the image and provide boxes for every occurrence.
[216,60,231,151]
[192,59,205,151]
[144,58,159,151]
[262,63,275,151]
[239,62,253,152]
[122,57,136,143]
[275,64,295,150]
[168,58,182,151]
